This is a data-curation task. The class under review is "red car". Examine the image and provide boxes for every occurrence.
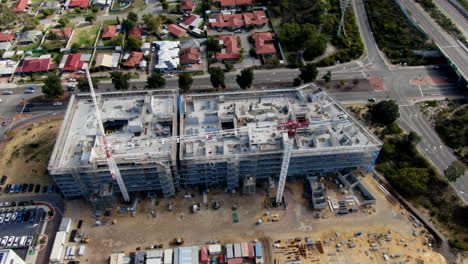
[217,256,224,264]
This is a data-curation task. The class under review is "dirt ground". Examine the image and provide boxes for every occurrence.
[62,173,447,264]
[0,119,61,186]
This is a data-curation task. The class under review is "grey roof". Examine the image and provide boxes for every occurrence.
[20,30,40,42]
[0,42,12,51]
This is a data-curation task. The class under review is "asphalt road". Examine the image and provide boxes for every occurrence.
[432,0,468,38]
[401,0,468,80]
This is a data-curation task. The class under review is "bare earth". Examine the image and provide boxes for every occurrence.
[63,174,447,264]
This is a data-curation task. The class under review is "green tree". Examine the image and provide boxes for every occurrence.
[70,43,80,53]
[146,73,166,88]
[390,167,430,196]
[42,74,63,98]
[110,72,131,90]
[41,8,53,16]
[209,67,225,90]
[207,36,222,52]
[299,63,318,83]
[127,11,138,23]
[111,34,124,46]
[293,77,302,86]
[74,7,81,13]
[142,14,162,33]
[445,161,466,182]
[322,71,332,82]
[236,67,254,89]
[371,100,400,125]
[406,131,421,145]
[91,6,99,13]
[126,36,142,51]
[24,17,40,30]
[122,19,135,32]
[85,14,96,22]
[178,72,193,92]
[77,77,98,92]
[48,31,59,40]
[58,17,70,28]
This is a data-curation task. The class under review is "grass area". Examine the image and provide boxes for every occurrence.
[42,40,67,51]
[347,103,468,251]
[70,24,99,48]
[16,41,41,51]
[102,19,117,26]
[416,0,467,45]
[435,104,468,164]
[364,0,442,65]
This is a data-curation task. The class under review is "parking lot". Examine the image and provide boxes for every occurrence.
[2,183,58,195]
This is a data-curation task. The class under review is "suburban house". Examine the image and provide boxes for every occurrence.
[95,53,120,69]
[167,24,187,38]
[209,11,268,30]
[0,60,19,76]
[65,0,90,8]
[128,27,144,39]
[180,47,199,65]
[141,42,151,54]
[12,0,29,12]
[154,41,180,73]
[49,28,73,41]
[40,1,60,10]
[213,0,253,8]
[216,35,240,61]
[0,33,14,42]
[122,51,144,68]
[92,0,110,7]
[179,15,204,30]
[0,42,12,51]
[252,32,276,56]
[181,0,194,12]
[59,53,91,71]
[102,25,117,40]
[18,30,41,45]
[16,55,53,74]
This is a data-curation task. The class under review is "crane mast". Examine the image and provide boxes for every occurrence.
[84,64,130,202]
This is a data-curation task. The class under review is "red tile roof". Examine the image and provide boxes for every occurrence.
[167,24,187,38]
[50,28,72,40]
[181,0,194,11]
[252,32,276,54]
[216,35,240,60]
[12,0,29,12]
[16,58,52,73]
[102,25,117,39]
[0,33,14,42]
[181,15,198,26]
[63,54,86,71]
[181,48,199,64]
[243,11,268,26]
[123,51,144,67]
[68,0,89,8]
[210,13,244,28]
[214,0,252,7]
[128,27,144,38]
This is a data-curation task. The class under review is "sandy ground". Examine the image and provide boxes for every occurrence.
[0,119,61,186]
[61,173,447,264]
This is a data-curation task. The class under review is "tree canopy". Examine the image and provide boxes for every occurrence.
[110,72,131,90]
[279,23,328,60]
[371,100,400,125]
[299,63,318,83]
[146,73,166,89]
[77,77,98,92]
[445,161,466,182]
[142,14,162,33]
[209,67,225,90]
[178,72,193,92]
[126,36,142,51]
[236,67,254,89]
[42,74,63,98]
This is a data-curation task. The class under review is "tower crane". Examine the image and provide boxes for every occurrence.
[84,66,347,204]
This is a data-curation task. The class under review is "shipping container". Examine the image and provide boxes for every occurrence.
[225,244,233,259]
[178,247,192,264]
[78,245,86,256]
[191,246,199,264]
[227,258,242,264]
[164,249,173,264]
[50,231,67,262]
[147,250,163,259]
[59,218,72,233]
[233,244,241,258]
[174,248,179,264]
[208,245,221,255]
[248,243,254,258]
[146,259,162,264]
[240,242,248,257]
[254,243,263,258]
[200,247,209,263]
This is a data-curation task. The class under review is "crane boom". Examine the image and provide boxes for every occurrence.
[84,64,130,202]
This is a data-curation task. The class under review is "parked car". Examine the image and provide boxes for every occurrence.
[16,211,24,222]
[28,184,34,192]
[24,89,35,94]
[11,211,17,221]
[0,175,7,185]
[27,86,37,90]
[7,236,14,246]
[21,184,28,192]
[48,184,54,193]
[9,184,16,193]
[34,184,41,193]
[18,201,29,206]
[0,236,7,246]
[26,236,33,246]
[0,214,4,224]
[368,97,376,102]
[24,210,31,222]
[5,213,11,223]
[53,102,63,106]
[29,211,36,223]
[2,91,13,95]
[41,186,48,193]
[4,184,11,193]
[14,184,21,193]
[1,121,7,127]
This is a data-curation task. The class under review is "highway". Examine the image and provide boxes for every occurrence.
[400,0,468,81]
[432,0,468,38]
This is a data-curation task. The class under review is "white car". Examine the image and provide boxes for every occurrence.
[0,236,7,246]
[2,91,12,95]
[13,237,19,246]
[0,213,4,223]
[26,236,33,246]
[5,213,11,222]
[11,212,17,221]
[53,102,63,106]
[7,236,14,247]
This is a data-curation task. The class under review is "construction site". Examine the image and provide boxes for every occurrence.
[47,83,382,208]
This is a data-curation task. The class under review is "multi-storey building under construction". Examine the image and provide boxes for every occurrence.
[48,85,382,205]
